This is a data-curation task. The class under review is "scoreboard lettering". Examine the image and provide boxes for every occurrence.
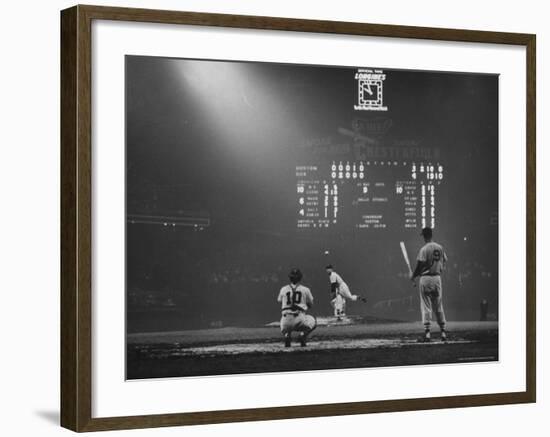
[296,161,444,230]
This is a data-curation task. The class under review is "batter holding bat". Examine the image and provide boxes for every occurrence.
[409,227,448,342]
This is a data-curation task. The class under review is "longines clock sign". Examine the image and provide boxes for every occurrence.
[354,69,388,111]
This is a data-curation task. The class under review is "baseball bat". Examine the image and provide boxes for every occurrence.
[400,241,412,275]
[400,241,416,287]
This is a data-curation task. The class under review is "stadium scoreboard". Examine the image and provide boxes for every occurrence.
[296,161,445,230]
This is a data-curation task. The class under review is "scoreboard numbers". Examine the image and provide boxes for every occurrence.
[296,161,444,230]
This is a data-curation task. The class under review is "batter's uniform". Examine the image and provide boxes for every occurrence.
[277,284,316,334]
[417,241,447,329]
[329,272,358,301]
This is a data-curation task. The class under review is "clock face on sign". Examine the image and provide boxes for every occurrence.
[360,81,382,105]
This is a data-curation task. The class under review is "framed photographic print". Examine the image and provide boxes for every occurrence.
[60,5,536,432]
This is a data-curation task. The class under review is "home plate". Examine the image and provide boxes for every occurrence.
[144,338,477,359]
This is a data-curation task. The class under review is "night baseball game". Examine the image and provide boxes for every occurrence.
[125,56,498,379]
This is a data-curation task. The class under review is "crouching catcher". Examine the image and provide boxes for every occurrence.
[277,268,317,347]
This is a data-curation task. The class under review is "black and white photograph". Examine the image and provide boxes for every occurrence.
[125,56,499,380]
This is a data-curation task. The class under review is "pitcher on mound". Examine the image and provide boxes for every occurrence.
[326,264,366,319]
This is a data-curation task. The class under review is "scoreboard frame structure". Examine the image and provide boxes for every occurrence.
[60,4,536,432]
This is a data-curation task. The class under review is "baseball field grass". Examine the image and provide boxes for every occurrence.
[126,320,498,379]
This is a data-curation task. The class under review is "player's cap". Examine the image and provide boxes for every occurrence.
[325,264,333,269]
[421,227,433,238]
[288,268,303,284]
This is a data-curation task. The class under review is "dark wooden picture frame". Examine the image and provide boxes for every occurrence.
[61,4,536,432]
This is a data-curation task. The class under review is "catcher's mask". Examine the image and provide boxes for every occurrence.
[288,268,303,284]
